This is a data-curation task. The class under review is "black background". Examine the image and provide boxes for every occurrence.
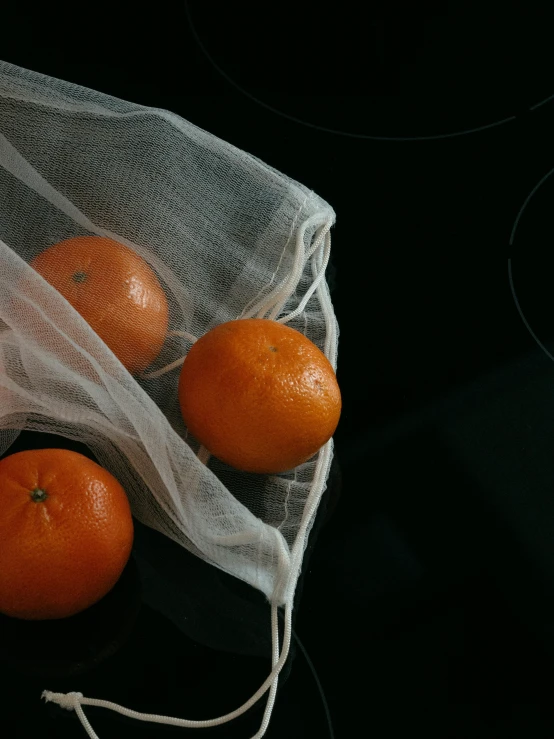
[2,2,554,737]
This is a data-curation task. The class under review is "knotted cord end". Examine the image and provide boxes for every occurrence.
[42,690,83,711]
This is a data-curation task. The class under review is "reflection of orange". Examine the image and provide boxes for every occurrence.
[31,236,169,374]
[178,319,341,473]
[0,448,134,620]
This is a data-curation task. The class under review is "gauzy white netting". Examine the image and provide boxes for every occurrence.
[0,60,337,736]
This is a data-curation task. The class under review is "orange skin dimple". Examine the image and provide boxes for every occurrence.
[0,448,134,620]
[30,236,169,374]
[178,318,341,474]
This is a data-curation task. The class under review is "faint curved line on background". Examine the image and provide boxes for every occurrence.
[509,165,554,243]
[530,93,554,111]
[185,2,553,142]
[509,164,554,365]
[508,260,554,364]
[292,626,335,739]
[274,607,334,737]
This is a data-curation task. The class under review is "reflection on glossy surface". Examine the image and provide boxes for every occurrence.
[0,395,340,735]
[0,556,141,678]
[131,454,342,666]
[186,2,554,140]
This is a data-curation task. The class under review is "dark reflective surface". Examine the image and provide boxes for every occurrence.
[0,431,339,738]
[187,3,553,140]
[0,556,141,679]
[4,4,554,738]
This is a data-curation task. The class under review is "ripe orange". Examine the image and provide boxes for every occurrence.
[30,235,169,374]
[0,448,134,620]
[178,319,341,473]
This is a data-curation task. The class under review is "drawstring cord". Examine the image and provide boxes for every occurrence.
[140,217,333,381]
[43,215,334,736]
[140,330,197,380]
[246,215,331,322]
[43,603,292,739]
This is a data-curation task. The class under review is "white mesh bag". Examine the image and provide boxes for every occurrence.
[0,60,338,737]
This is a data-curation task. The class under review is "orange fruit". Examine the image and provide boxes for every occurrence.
[0,448,134,620]
[178,319,341,473]
[30,236,169,374]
